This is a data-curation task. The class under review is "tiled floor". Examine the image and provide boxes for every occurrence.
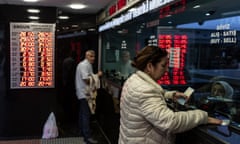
[0,137,85,144]
[0,121,109,144]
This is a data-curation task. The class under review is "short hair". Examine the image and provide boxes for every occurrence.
[132,46,168,71]
[85,50,95,57]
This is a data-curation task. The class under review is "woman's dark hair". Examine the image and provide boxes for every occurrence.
[132,46,168,71]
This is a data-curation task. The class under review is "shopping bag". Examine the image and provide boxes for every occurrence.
[42,112,59,139]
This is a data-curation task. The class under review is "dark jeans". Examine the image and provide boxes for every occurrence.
[79,98,91,141]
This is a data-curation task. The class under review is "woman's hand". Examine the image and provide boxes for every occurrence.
[207,117,222,125]
[173,92,189,102]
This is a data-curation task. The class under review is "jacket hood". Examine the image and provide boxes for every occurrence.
[213,81,234,98]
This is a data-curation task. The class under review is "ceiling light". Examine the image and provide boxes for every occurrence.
[205,10,215,16]
[117,30,122,34]
[193,5,200,9]
[58,16,69,19]
[23,0,38,2]
[72,25,79,28]
[28,16,39,20]
[69,4,86,9]
[205,13,210,16]
[88,28,95,31]
[62,27,69,30]
[27,9,40,13]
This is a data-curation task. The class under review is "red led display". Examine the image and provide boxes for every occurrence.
[108,0,126,16]
[37,32,53,87]
[159,0,186,19]
[10,23,55,89]
[157,34,188,85]
[19,32,35,87]
[117,0,126,10]
[109,4,116,16]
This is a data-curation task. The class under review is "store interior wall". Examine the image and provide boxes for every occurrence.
[0,4,100,138]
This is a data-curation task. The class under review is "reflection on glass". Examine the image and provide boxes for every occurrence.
[211,81,234,98]
[101,0,240,124]
[119,50,135,79]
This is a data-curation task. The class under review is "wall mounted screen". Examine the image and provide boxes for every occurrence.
[10,22,55,89]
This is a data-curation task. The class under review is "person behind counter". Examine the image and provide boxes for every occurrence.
[211,81,234,98]
[119,50,135,79]
[118,46,222,144]
[197,80,236,115]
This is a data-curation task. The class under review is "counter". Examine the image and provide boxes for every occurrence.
[99,77,240,144]
[178,122,240,144]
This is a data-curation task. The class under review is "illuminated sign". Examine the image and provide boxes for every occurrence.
[109,0,127,16]
[121,40,127,49]
[159,0,186,18]
[148,35,158,46]
[10,22,55,89]
[210,24,237,44]
[157,34,188,85]
[99,0,176,32]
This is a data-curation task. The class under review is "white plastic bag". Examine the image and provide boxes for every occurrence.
[42,112,59,139]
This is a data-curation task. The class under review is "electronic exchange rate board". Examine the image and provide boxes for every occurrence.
[10,22,55,89]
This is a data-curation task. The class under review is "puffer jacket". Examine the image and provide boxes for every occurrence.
[118,71,208,144]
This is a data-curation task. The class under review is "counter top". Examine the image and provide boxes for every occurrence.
[102,77,240,144]
[193,122,240,144]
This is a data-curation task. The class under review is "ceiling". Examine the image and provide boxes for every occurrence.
[0,0,114,14]
[0,0,115,34]
[1,0,240,34]
[118,0,240,29]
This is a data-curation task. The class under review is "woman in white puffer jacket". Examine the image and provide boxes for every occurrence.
[118,46,222,144]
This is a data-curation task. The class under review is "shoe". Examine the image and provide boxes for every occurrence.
[87,137,98,144]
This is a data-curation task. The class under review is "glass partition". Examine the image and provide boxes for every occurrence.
[100,0,240,123]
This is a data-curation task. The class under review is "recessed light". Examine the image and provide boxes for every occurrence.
[23,0,38,2]
[62,27,69,30]
[58,16,69,19]
[205,10,215,16]
[27,9,40,13]
[28,16,39,20]
[69,4,86,9]
[193,5,200,9]
[205,13,210,16]
[72,24,79,28]
[88,28,95,31]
